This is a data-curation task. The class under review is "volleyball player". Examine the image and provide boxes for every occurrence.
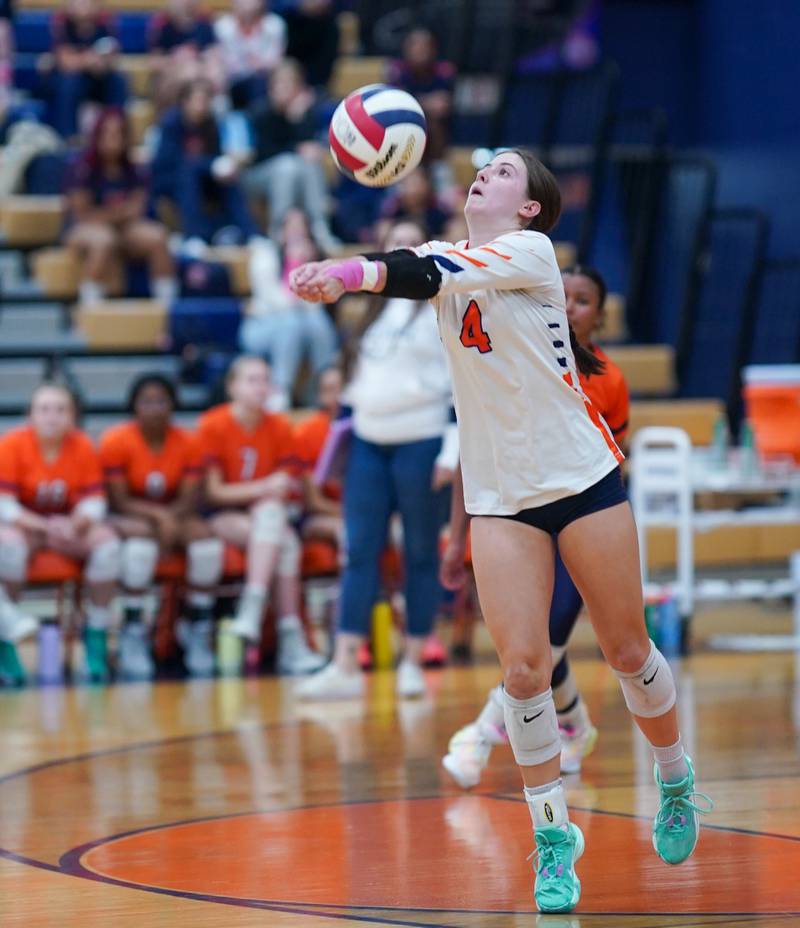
[0,384,120,681]
[441,264,629,785]
[289,150,711,913]
[99,373,224,678]
[198,355,325,675]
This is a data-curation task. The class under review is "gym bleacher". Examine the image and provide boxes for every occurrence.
[1,0,798,677]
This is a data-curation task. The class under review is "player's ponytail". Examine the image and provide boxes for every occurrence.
[570,326,605,377]
[509,148,562,233]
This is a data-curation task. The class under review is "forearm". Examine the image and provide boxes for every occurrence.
[205,480,270,508]
[113,496,168,524]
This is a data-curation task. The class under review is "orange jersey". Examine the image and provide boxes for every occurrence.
[580,346,630,446]
[294,410,341,501]
[0,426,104,514]
[197,403,295,483]
[99,421,202,503]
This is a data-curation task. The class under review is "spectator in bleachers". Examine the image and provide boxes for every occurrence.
[99,374,225,679]
[243,58,339,252]
[0,0,13,116]
[151,79,257,246]
[65,107,177,306]
[377,167,451,240]
[45,0,127,140]
[387,28,454,182]
[0,383,120,681]
[283,0,339,91]
[241,208,338,409]
[147,0,224,111]
[293,365,344,552]
[214,0,286,110]
[198,355,326,675]
[296,219,458,702]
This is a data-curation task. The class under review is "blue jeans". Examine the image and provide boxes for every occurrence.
[338,435,448,639]
[173,158,257,242]
[48,70,127,138]
[239,307,338,402]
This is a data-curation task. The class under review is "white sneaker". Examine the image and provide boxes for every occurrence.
[396,660,425,698]
[559,724,598,774]
[117,623,155,680]
[275,624,326,675]
[295,661,364,700]
[177,619,215,677]
[228,589,265,643]
[442,722,494,789]
[0,598,37,643]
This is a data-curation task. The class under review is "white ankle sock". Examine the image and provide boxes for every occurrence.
[652,735,689,783]
[277,614,301,634]
[557,695,590,733]
[524,778,570,831]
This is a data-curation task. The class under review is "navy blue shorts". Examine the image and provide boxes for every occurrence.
[500,466,628,536]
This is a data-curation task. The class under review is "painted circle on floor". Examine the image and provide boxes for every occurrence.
[74,796,800,914]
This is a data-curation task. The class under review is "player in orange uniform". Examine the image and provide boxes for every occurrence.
[0,383,120,680]
[99,373,225,678]
[292,365,344,552]
[197,355,325,674]
[441,265,630,786]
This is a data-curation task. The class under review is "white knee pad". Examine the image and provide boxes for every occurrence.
[251,500,287,544]
[120,537,159,591]
[85,539,121,583]
[0,538,29,582]
[186,538,225,588]
[614,640,677,718]
[276,528,301,578]
[503,687,561,767]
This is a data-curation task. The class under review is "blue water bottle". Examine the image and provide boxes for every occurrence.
[38,620,63,684]
[658,595,681,658]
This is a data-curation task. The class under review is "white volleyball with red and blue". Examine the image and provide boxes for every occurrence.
[328,84,427,188]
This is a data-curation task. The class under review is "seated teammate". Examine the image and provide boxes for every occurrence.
[0,383,120,680]
[293,365,344,554]
[197,355,325,675]
[441,265,630,785]
[99,373,224,679]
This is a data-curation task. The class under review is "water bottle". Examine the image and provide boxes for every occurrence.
[710,413,729,470]
[371,601,394,670]
[658,595,681,657]
[38,620,63,685]
[739,419,759,479]
[216,619,243,676]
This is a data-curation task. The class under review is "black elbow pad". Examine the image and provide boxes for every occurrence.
[382,254,442,300]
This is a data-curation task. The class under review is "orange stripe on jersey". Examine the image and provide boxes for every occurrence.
[563,372,625,464]
[479,246,512,260]
[446,249,488,268]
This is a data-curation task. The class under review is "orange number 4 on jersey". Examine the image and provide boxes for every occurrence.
[459,300,492,353]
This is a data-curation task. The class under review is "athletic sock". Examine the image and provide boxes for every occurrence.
[524,778,570,831]
[652,735,689,783]
[556,695,590,734]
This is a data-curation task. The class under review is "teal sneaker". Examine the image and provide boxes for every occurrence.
[84,628,109,683]
[529,822,584,913]
[0,641,27,686]
[653,756,713,864]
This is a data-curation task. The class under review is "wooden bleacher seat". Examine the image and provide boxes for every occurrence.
[337,11,360,56]
[595,292,626,343]
[604,343,675,396]
[118,55,151,98]
[628,398,724,446]
[554,242,577,270]
[646,522,800,571]
[33,247,125,299]
[0,196,64,247]
[76,299,167,350]
[329,56,386,100]
[127,98,155,148]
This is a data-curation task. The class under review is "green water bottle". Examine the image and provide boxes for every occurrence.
[710,412,729,470]
[739,419,758,479]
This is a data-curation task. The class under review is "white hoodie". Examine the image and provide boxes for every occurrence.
[346,298,459,469]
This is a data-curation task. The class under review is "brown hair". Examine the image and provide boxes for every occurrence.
[509,148,562,233]
[225,355,269,390]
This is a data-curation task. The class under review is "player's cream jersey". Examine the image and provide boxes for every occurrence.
[414,230,623,515]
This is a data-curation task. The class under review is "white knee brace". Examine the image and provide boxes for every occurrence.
[614,640,677,718]
[503,687,561,766]
[0,538,29,582]
[186,537,225,588]
[276,528,301,578]
[251,500,287,544]
[85,539,121,583]
[120,537,159,591]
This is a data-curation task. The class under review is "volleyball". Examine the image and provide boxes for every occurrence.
[328,84,427,188]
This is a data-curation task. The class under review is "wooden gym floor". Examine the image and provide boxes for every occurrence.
[1,606,799,927]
